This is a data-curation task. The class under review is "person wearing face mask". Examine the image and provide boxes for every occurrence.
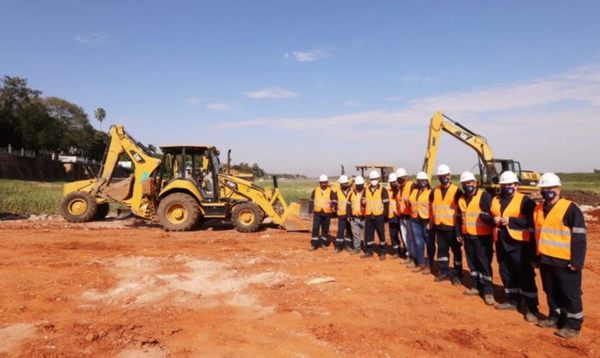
[386,173,402,259]
[348,175,367,255]
[490,171,539,323]
[408,172,431,273]
[534,173,586,339]
[361,170,390,260]
[456,171,495,306]
[429,164,463,285]
[396,168,415,264]
[332,175,353,254]
[308,175,334,251]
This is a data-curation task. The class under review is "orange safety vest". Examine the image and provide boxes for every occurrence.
[432,184,458,226]
[409,188,430,220]
[458,189,492,236]
[350,189,366,217]
[366,186,385,216]
[490,192,530,242]
[398,181,414,216]
[387,188,398,219]
[534,198,572,260]
[335,187,351,216]
[313,187,332,214]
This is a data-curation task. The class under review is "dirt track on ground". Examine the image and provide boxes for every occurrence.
[1,212,599,357]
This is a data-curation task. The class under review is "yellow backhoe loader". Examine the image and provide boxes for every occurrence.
[422,112,540,193]
[59,125,307,232]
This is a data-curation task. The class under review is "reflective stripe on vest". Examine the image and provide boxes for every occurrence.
[336,187,351,216]
[314,187,332,213]
[350,189,365,217]
[366,186,384,216]
[432,184,458,226]
[458,189,492,236]
[490,192,529,242]
[410,188,430,220]
[534,198,572,260]
[398,181,413,215]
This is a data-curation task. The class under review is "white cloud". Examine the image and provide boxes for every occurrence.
[74,33,108,46]
[284,48,331,62]
[205,103,232,112]
[245,87,298,99]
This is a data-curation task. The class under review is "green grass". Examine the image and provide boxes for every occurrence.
[0,179,63,215]
[557,172,600,194]
[258,178,315,203]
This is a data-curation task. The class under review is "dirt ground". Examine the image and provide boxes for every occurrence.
[1,211,599,358]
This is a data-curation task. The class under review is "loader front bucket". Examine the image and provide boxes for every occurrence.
[281,202,310,231]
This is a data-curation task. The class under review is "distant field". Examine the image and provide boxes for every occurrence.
[557,172,600,194]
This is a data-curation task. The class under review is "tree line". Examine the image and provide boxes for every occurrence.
[0,76,107,160]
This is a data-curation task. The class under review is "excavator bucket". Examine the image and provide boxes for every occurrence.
[281,202,310,231]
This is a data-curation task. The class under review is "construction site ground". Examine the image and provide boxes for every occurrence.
[1,209,599,357]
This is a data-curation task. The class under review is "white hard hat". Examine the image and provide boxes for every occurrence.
[354,176,365,185]
[319,174,328,182]
[416,171,429,180]
[538,172,561,188]
[460,171,476,183]
[388,173,398,183]
[499,171,518,184]
[395,168,408,177]
[339,175,349,184]
[369,170,380,180]
[437,164,451,176]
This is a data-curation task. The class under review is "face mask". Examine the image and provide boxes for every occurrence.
[417,181,428,188]
[355,185,364,191]
[370,180,378,187]
[398,177,406,185]
[439,176,450,185]
[500,186,515,197]
[319,183,328,190]
[463,185,476,195]
[541,190,557,202]
[341,184,349,191]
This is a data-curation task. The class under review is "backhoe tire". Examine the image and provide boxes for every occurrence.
[60,191,98,223]
[232,202,264,233]
[157,193,200,232]
[95,203,110,220]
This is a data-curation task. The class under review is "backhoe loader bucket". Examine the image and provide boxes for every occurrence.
[281,202,310,231]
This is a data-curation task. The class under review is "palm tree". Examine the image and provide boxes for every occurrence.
[95,107,106,131]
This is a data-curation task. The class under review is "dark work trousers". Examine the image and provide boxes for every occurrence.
[365,215,386,255]
[311,212,331,248]
[388,215,401,255]
[435,229,463,276]
[496,240,539,312]
[540,264,584,330]
[463,235,494,295]
[425,229,436,268]
[334,216,353,250]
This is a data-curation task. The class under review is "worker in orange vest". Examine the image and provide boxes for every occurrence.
[347,175,366,254]
[456,171,495,306]
[361,170,390,260]
[429,164,463,285]
[387,173,402,258]
[308,174,334,251]
[332,175,353,254]
[408,172,431,273]
[396,168,415,264]
[491,171,539,323]
[534,173,586,339]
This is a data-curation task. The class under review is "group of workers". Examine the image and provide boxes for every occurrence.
[308,165,587,339]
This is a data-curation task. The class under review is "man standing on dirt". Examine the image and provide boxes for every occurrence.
[396,168,415,264]
[348,175,366,254]
[308,175,334,251]
[430,164,463,285]
[387,173,402,258]
[490,171,539,323]
[332,175,353,254]
[456,171,495,306]
[361,170,390,260]
[534,173,586,339]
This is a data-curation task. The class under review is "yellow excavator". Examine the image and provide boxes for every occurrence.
[422,111,540,193]
[59,125,307,232]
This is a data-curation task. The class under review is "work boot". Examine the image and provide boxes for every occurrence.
[555,328,581,339]
[422,266,432,275]
[379,254,386,261]
[333,248,342,254]
[537,317,559,329]
[400,257,411,264]
[308,246,319,252]
[524,311,539,324]
[320,244,328,250]
[463,288,479,296]
[434,274,451,282]
[451,276,462,286]
[351,248,361,255]
[390,253,400,259]
[406,261,416,269]
[360,252,373,259]
[484,294,495,306]
[412,265,426,273]
[495,301,518,311]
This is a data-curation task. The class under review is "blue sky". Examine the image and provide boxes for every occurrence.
[2,1,600,176]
